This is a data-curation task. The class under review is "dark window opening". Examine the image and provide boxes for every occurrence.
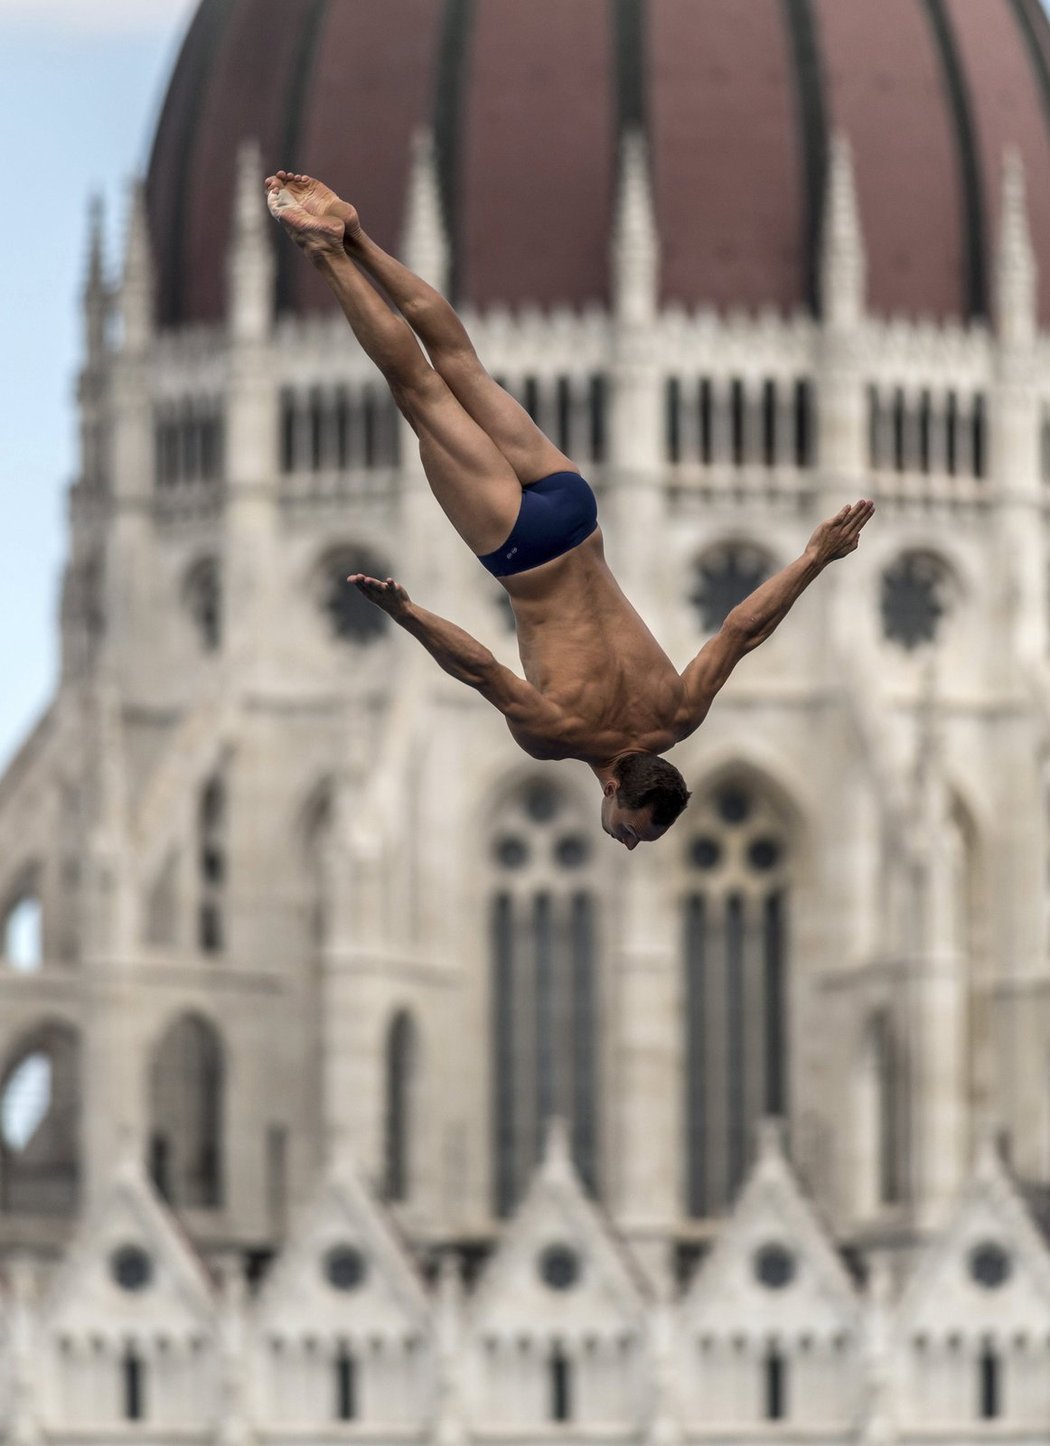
[700,378,713,464]
[123,1348,145,1421]
[334,388,351,468]
[524,375,540,423]
[199,901,223,954]
[730,379,745,465]
[868,387,881,468]
[764,1348,787,1421]
[148,1132,171,1202]
[280,389,296,473]
[946,392,959,475]
[556,376,572,454]
[892,389,906,472]
[666,377,681,463]
[979,1345,1001,1420]
[309,388,324,470]
[919,391,932,473]
[549,1346,572,1422]
[762,380,777,467]
[363,391,379,467]
[972,394,986,479]
[335,1347,357,1421]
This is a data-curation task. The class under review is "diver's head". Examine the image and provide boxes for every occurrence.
[600,752,691,848]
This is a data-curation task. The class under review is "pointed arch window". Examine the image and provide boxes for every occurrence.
[3,887,42,972]
[383,1010,418,1203]
[0,1024,80,1215]
[684,781,791,1218]
[198,775,226,954]
[489,780,599,1215]
[148,1012,224,1208]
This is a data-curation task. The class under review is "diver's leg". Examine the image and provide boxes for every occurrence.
[270,170,577,485]
[267,179,522,555]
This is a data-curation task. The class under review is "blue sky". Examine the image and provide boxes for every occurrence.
[0,0,195,769]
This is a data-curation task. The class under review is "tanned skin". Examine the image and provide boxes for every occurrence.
[265,170,875,848]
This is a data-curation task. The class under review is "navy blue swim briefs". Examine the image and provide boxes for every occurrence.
[477,470,599,578]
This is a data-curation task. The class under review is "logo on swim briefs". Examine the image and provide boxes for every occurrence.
[506,547,518,558]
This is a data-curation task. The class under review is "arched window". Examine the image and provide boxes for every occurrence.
[148,1013,224,1208]
[3,889,42,972]
[689,544,776,633]
[183,557,222,653]
[489,779,599,1215]
[383,1010,417,1203]
[198,776,226,954]
[880,551,955,651]
[857,1008,905,1214]
[318,544,394,646]
[683,780,791,1217]
[0,1023,80,1214]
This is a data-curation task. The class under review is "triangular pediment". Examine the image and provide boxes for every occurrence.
[43,1154,214,1338]
[900,1139,1050,1334]
[682,1123,860,1338]
[255,1149,428,1337]
[470,1121,647,1337]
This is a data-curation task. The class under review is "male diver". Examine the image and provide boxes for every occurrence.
[266,171,875,849]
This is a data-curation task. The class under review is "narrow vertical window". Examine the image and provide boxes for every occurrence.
[588,373,607,462]
[919,390,932,473]
[267,1123,287,1233]
[524,375,540,423]
[334,387,351,469]
[363,389,378,467]
[665,377,681,462]
[148,1132,171,1201]
[946,391,959,475]
[726,892,746,1195]
[699,377,713,463]
[308,387,325,470]
[892,389,907,472]
[570,892,597,1195]
[972,393,986,479]
[549,1345,572,1422]
[556,376,572,454]
[123,1346,145,1421]
[685,895,707,1217]
[384,1012,415,1203]
[730,378,746,465]
[764,1347,787,1420]
[491,892,516,1217]
[198,777,225,955]
[979,1344,1001,1420]
[335,1345,357,1421]
[279,388,297,473]
[762,379,777,467]
[534,892,555,1139]
[763,892,786,1115]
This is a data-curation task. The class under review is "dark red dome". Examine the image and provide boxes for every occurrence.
[146,0,1050,327]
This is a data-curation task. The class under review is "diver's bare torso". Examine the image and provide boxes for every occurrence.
[496,526,687,765]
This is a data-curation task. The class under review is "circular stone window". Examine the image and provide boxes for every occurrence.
[322,550,393,645]
[880,552,952,651]
[324,1244,368,1292]
[690,545,774,632]
[690,836,722,870]
[554,834,591,869]
[523,781,561,824]
[110,1245,153,1292]
[717,786,751,825]
[753,1243,796,1290]
[748,837,782,871]
[493,835,530,869]
[538,1243,581,1291]
[969,1242,1012,1290]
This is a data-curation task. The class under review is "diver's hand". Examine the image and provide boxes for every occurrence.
[347,574,412,618]
[805,499,875,565]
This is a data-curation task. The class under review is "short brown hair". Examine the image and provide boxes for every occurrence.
[614,753,691,828]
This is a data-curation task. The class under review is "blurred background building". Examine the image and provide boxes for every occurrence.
[4,0,1050,1438]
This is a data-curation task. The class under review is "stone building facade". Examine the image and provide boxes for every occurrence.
[4,0,1050,1438]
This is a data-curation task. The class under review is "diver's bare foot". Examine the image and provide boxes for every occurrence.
[265,178,344,256]
[265,170,362,245]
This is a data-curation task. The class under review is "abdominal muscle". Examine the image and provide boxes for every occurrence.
[498,527,685,762]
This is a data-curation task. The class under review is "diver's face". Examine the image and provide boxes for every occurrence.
[600,793,669,849]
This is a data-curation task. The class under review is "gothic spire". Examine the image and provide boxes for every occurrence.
[401,128,449,294]
[820,132,866,328]
[118,179,153,354]
[613,128,658,325]
[996,148,1037,348]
